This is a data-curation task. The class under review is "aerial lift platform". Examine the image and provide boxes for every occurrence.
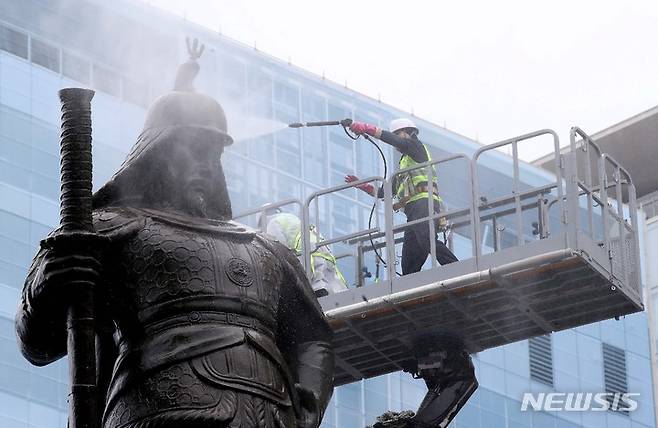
[236,127,642,388]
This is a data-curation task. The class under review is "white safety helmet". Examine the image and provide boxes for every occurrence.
[389,118,418,135]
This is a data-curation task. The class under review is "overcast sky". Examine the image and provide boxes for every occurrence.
[144,0,658,160]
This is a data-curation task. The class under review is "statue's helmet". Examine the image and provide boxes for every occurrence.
[93,38,233,219]
[111,90,233,177]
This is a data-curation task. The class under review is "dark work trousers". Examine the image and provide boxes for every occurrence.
[402,198,458,275]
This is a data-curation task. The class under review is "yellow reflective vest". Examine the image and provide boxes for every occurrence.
[396,144,441,205]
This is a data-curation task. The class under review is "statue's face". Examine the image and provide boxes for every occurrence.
[164,139,232,220]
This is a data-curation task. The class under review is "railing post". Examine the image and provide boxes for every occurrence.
[566,128,581,249]
[301,200,312,279]
[614,165,627,287]
[512,140,524,246]
[383,177,396,287]
[427,164,437,269]
[470,157,482,269]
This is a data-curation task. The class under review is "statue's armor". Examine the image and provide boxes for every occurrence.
[93,207,315,427]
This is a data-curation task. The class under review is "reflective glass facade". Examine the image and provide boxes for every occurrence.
[0,1,655,427]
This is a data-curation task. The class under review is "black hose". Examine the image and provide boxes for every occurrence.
[360,132,401,277]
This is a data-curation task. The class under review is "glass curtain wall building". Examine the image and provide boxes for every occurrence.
[0,1,654,427]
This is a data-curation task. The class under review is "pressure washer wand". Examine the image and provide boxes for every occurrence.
[289,118,353,128]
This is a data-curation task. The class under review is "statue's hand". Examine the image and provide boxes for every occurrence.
[186,37,205,60]
[294,384,320,428]
[31,232,105,310]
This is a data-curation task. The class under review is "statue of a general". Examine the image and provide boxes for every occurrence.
[15,40,334,428]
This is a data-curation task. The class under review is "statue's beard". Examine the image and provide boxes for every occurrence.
[180,181,232,220]
[187,190,208,217]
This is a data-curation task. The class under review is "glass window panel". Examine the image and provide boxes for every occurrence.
[480,409,506,428]
[0,210,30,243]
[0,160,30,192]
[0,415,28,428]
[0,363,30,397]
[0,137,30,169]
[248,135,275,165]
[0,317,15,339]
[30,174,59,202]
[247,166,276,208]
[273,81,299,110]
[336,408,361,428]
[218,57,246,101]
[0,284,20,317]
[456,403,481,428]
[331,197,357,236]
[276,149,301,176]
[364,389,388,420]
[31,148,59,178]
[336,383,362,410]
[1,107,31,145]
[30,195,59,228]
[93,65,120,96]
[246,69,272,118]
[276,174,301,201]
[30,38,60,73]
[302,127,327,186]
[30,121,59,156]
[29,373,63,408]
[122,77,150,107]
[0,25,28,59]
[0,236,32,268]
[62,51,90,84]
[275,127,300,152]
[0,183,31,218]
[531,411,556,428]
[302,91,326,121]
[29,401,60,428]
[479,388,506,413]
[400,378,425,408]
[0,260,26,289]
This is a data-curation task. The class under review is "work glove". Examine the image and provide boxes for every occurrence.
[345,175,375,196]
[349,121,378,136]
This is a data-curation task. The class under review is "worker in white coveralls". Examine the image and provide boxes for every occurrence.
[259,208,348,297]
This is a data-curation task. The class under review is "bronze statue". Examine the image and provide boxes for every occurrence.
[16,39,334,428]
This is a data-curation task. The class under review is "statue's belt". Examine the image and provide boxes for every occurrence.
[142,310,275,339]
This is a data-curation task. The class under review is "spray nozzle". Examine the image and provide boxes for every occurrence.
[288,118,353,128]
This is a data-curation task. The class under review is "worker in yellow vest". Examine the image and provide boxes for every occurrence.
[259,208,348,297]
[346,118,458,275]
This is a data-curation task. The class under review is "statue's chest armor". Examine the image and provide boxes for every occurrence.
[119,219,281,310]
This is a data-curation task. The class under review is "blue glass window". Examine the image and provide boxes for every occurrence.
[62,51,90,85]
[0,25,28,59]
[93,65,120,97]
[30,38,60,73]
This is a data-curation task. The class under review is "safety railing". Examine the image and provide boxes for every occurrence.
[472,130,564,260]
[233,127,639,296]
[232,198,303,228]
[568,127,605,242]
[600,152,641,296]
[302,176,386,281]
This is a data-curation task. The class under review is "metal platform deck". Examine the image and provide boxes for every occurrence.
[235,127,643,386]
[321,236,642,385]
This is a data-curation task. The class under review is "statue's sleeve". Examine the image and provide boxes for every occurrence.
[269,239,335,418]
[15,241,68,365]
[15,208,142,366]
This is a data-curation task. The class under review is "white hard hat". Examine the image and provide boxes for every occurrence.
[389,118,418,134]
